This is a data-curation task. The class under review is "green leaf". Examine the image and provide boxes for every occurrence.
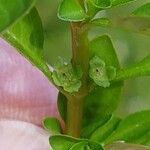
[110,3,150,36]
[52,58,82,93]
[106,66,117,80]
[113,54,150,82]
[134,131,150,146]
[0,0,36,32]
[105,142,150,150]
[2,8,52,81]
[43,117,61,134]
[91,18,111,27]
[88,141,104,150]
[89,0,112,9]
[90,115,121,143]
[49,135,80,150]
[111,0,136,6]
[84,35,122,125]
[49,135,104,150]
[112,16,150,36]
[104,110,150,145]
[133,3,150,17]
[57,92,67,122]
[58,0,87,22]
[81,115,112,138]
[69,142,88,150]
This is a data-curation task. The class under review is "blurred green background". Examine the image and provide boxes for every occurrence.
[36,0,150,117]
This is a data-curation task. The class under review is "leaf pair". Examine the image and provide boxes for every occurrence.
[82,110,150,147]
[104,110,150,146]
[57,0,146,22]
[47,111,150,149]
[49,135,104,150]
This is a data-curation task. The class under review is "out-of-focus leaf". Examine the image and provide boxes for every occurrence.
[83,35,122,125]
[81,115,112,138]
[112,17,150,36]
[58,0,87,22]
[43,117,61,134]
[111,0,136,7]
[104,110,150,145]
[0,0,36,32]
[2,8,52,81]
[113,54,150,82]
[135,131,150,146]
[105,142,150,150]
[89,0,111,9]
[91,18,111,27]
[90,115,121,143]
[133,3,150,17]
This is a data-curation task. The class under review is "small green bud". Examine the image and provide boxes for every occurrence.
[52,58,82,93]
[89,56,116,88]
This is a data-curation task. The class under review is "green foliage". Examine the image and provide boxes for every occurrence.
[57,93,67,122]
[1,0,150,149]
[105,142,150,150]
[0,0,36,32]
[114,54,150,82]
[111,0,136,6]
[2,8,52,81]
[104,110,150,146]
[43,117,61,134]
[89,0,112,9]
[58,0,87,22]
[111,3,150,36]
[83,35,122,124]
[49,135,104,150]
[91,18,111,27]
[133,3,150,17]
[52,58,82,93]
[90,115,121,143]
[81,115,112,138]
[89,56,116,88]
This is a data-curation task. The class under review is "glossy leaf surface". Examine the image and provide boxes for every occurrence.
[0,0,36,32]
[2,8,51,81]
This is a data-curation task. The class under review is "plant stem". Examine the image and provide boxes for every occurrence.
[66,96,84,137]
[65,22,89,137]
